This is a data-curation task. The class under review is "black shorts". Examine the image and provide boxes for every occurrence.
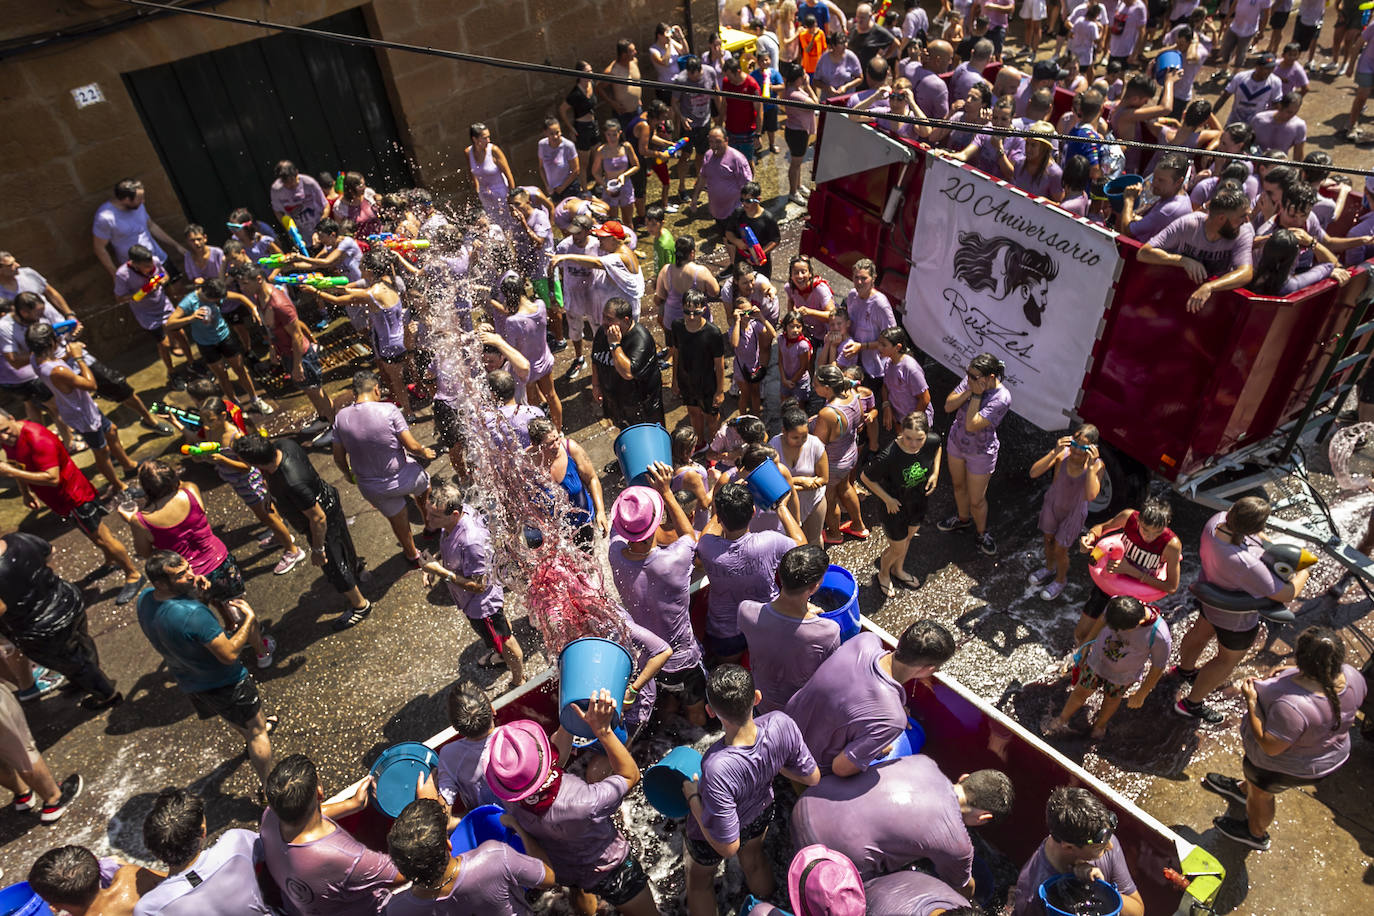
[785,128,810,158]
[1213,621,1262,652]
[706,630,748,660]
[188,675,263,728]
[880,500,926,540]
[553,180,585,202]
[299,346,324,389]
[688,124,711,156]
[1338,0,1362,27]
[762,108,779,133]
[221,307,249,326]
[89,359,135,403]
[0,378,50,404]
[466,610,513,654]
[204,553,247,603]
[1083,586,1112,620]
[686,800,775,867]
[432,398,468,451]
[67,499,109,538]
[144,325,169,346]
[657,662,708,706]
[574,119,599,151]
[583,851,649,907]
[1242,755,1325,793]
[631,166,649,201]
[199,334,242,365]
[1292,20,1320,51]
[679,373,721,414]
[1270,8,1290,29]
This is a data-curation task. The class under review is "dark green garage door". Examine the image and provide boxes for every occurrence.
[124,6,413,232]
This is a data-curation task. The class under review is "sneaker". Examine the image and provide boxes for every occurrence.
[332,602,373,631]
[1027,567,1054,586]
[977,532,997,556]
[251,398,276,415]
[1039,580,1066,601]
[12,791,35,812]
[937,515,972,532]
[1171,665,1199,683]
[16,668,65,702]
[300,418,329,435]
[1202,772,1248,804]
[790,192,808,205]
[799,185,812,197]
[1212,815,1270,851]
[115,575,147,606]
[308,428,335,448]
[256,635,277,668]
[664,203,680,213]
[569,355,586,376]
[1174,697,1224,725]
[548,338,568,353]
[39,774,83,824]
[141,418,175,436]
[274,548,307,575]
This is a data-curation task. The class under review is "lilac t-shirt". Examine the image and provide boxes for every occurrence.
[259,810,398,916]
[183,246,225,281]
[784,632,908,775]
[538,136,579,191]
[1084,612,1172,687]
[441,511,503,619]
[686,711,816,845]
[622,617,671,731]
[843,288,896,378]
[1242,664,1367,778]
[1250,111,1307,154]
[695,530,794,638]
[114,259,173,329]
[737,600,841,714]
[332,401,414,486]
[1229,0,1273,37]
[437,734,500,811]
[1107,0,1148,58]
[93,201,166,263]
[1196,510,1284,631]
[608,535,702,672]
[508,773,630,888]
[863,871,969,915]
[384,841,549,916]
[1146,211,1255,278]
[1126,192,1193,241]
[885,354,935,426]
[792,754,973,886]
[948,377,1012,460]
[1012,837,1137,916]
[132,828,269,916]
[701,146,754,220]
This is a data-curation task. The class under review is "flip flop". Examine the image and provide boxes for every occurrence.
[892,573,921,590]
[873,573,895,599]
[840,522,870,539]
[480,651,504,666]
[823,532,844,545]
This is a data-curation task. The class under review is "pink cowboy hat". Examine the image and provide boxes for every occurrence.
[484,719,554,802]
[787,844,866,916]
[610,486,664,542]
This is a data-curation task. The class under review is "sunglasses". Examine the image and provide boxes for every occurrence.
[683,308,706,316]
[1070,440,1093,452]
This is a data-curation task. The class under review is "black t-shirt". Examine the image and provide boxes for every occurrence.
[850,25,897,64]
[591,322,665,427]
[867,434,942,510]
[0,532,78,638]
[956,34,982,60]
[670,319,726,397]
[269,438,332,531]
[727,207,781,273]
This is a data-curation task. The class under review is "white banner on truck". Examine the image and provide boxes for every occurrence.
[902,156,1121,430]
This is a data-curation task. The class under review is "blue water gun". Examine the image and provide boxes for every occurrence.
[281,215,309,254]
[52,319,78,336]
[742,226,766,266]
[662,137,690,158]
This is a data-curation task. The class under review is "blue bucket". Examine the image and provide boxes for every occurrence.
[1103,174,1144,213]
[744,458,791,510]
[813,565,860,640]
[0,883,53,916]
[741,895,794,916]
[871,717,928,764]
[614,423,672,486]
[1038,875,1123,916]
[558,637,634,739]
[1154,49,1182,80]
[643,745,704,817]
[449,803,526,854]
[370,741,440,817]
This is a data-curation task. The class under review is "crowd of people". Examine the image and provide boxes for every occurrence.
[2,0,1374,913]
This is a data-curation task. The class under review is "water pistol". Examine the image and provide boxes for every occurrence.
[272,273,350,289]
[51,319,78,336]
[131,271,167,302]
[280,214,309,254]
[742,226,766,266]
[258,253,294,267]
[150,402,202,428]
[662,137,690,158]
[334,171,345,194]
[876,0,893,19]
[181,442,220,456]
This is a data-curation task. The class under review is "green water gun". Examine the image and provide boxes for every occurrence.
[150,402,202,428]
[181,442,220,456]
[258,253,294,267]
[272,273,350,288]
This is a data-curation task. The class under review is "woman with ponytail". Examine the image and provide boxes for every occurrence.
[1202,626,1367,850]
[812,364,869,543]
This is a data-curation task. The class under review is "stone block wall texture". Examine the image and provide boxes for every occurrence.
[0,0,719,345]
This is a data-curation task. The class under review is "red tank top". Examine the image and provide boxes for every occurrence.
[1121,511,1175,573]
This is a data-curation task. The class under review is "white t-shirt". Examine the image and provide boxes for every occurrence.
[133,829,271,916]
[93,201,166,263]
[1229,0,1274,37]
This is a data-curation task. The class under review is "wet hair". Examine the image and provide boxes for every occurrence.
[469,122,489,139]
[184,223,206,240]
[500,272,528,306]
[739,445,776,473]
[1075,88,1104,120]
[852,257,877,279]
[352,369,381,395]
[705,664,756,723]
[1301,150,1334,183]
[1046,786,1117,847]
[674,235,696,262]
[735,415,768,447]
[1062,155,1091,193]
[446,679,494,737]
[1222,121,1255,150]
[969,353,1005,380]
[1250,228,1302,295]
[1123,74,1153,99]
[671,424,699,465]
[222,239,244,258]
[128,244,154,264]
[23,322,57,359]
[1228,495,1270,535]
[779,545,829,593]
[1155,152,1189,182]
[199,277,227,300]
[879,326,911,351]
[362,248,392,277]
[274,160,299,180]
[675,488,698,514]
[143,787,206,867]
[893,619,956,669]
[682,290,709,315]
[1218,162,1251,186]
[233,432,277,466]
[899,411,930,434]
[815,364,853,393]
[961,770,1015,823]
[1282,181,1319,214]
[314,218,340,239]
[1263,164,1300,194]
[508,186,530,205]
[342,172,366,198]
[603,116,623,134]
[13,291,44,318]
[265,755,320,824]
[198,396,229,421]
[1104,595,1149,631]
[387,798,450,886]
[1137,497,1172,530]
[645,203,666,225]
[487,368,517,402]
[187,378,220,401]
[114,178,143,201]
[429,480,467,516]
[604,297,633,320]
[781,404,809,431]
[144,549,187,587]
[527,417,556,446]
[1208,187,1249,215]
[1073,423,1100,445]
[714,482,756,530]
[741,181,762,202]
[29,845,102,907]
[616,37,634,56]
[138,459,181,503]
[1182,98,1212,127]
[1294,626,1347,732]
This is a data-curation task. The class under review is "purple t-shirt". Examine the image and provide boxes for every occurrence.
[132,828,269,916]
[441,511,503,619]
[784,632,908,775]
[1250,110,1307,154]
[885,354,935,426]
[1196,510,1284,632]
[1107,0,1148,58]
[1242,664,1367,778]
[332,401,414,486]
[114,259,173,330]
[508,773,630,888]
[503,303,554,382]
[183,246,225,281]
[1145,211,1255,278]
[1126,192,1193,241]
[498,403,544,449]
[792,754,973,886]
[622,617,670,731]
[844,288,896,378]
[1274,60,1310,95]
[863,871,969,915]
[1013,158,1064,201]
[948,63,987,108]
[1359,23,1374,76]
[1012,837,1137,916]
[259,810,398,916]
[1224,69,1283,124]
[1083,611,1172,686]
[701,146,754,220]
[437,734,500,811]
[738,600,841,714]
[947,377,1012,460]
[695,530,795,638]
[538,136,579,191]
[608,535,702,672]
[686,711,816,845]
[93,200,167,263]
[384,841,548,916]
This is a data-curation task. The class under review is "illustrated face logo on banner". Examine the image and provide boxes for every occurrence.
[903,156,1122,430]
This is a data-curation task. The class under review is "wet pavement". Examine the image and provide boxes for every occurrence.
[4,36,1374,912]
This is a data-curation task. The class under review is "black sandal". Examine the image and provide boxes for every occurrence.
[332,602,372,631]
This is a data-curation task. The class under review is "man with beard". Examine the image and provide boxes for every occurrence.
[1137,188,1254,313]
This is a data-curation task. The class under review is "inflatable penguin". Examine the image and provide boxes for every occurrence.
[1188,542,1319,623]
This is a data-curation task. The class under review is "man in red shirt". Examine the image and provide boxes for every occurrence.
[0,410,144,604]
[721,58,764,164]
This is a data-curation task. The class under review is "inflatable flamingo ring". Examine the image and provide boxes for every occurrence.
[1087,533,1169,602]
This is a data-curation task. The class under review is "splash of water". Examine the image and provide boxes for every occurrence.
[1327,421,1374,491]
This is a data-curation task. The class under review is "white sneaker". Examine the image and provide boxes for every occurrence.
[799,185,812,197]
[790,192,808,205]
[251,398,275,415]
[309,428,334,448]
[1027,567,1054,586]
[274,547,307,575]
[1039,580,1066,601]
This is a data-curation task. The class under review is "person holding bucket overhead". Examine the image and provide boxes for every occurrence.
[485,691,660,916]
[1010,787,1143,916]
[682,665,820,916]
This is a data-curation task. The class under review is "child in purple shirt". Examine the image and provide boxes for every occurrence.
[683,665,820,916]
[436,680,502,813]
[1011,787,1143,916]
